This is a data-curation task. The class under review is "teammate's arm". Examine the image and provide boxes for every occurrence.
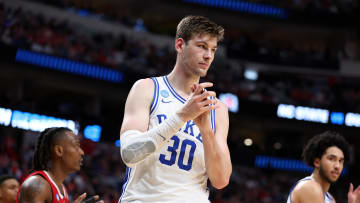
[18,176,52,203]
[195,98,232,189]
[291,181,325,203]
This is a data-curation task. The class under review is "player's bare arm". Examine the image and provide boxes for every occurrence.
[291,180,325,203]
[196,99,232,189]
[120,78,154,134]
[18,176,51,203]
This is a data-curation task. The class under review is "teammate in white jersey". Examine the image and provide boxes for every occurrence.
[287,131,360,203]
[118,16,232,202]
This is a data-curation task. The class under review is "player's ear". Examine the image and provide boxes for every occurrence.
[175,38,185,53]
[314,158,320,168]
[54,145,64,157]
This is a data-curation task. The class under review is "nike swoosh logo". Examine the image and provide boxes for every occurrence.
[161,98,173,103]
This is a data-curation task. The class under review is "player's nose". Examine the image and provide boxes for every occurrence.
[203,49,211,59]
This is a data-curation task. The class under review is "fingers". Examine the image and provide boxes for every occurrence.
[193,82,213,95]
[354,185,360,194]
[350,183,354,193]
[199,98,220,111]
[74,193,87,203]
[191,84,197,92]
[199,91,216,102]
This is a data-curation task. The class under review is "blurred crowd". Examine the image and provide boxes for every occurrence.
[0,3,175,75]
[218,72,360,112]
[1,2,360,113]
[248,0,358,13]
[225,35,340,70]
[26,0,360,15]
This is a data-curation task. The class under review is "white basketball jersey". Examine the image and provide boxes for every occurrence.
[119,76,215,203]
[287,176,334,203]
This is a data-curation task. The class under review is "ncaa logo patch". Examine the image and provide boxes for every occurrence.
[160,90,169,98]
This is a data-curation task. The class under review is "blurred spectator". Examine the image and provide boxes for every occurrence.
[0,175,19,203]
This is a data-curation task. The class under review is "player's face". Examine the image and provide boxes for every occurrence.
[319,146,344,183]
[60,131,84,172]
[0,178,19,203]
[180,34,218,77]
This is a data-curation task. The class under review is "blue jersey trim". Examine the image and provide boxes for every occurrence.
[163,76,186,103]
[210,96,216,132]
[325,193,333,202]
[150,77,159,114]
[119,167,131,203]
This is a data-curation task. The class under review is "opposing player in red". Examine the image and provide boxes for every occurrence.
[17,127,103,203]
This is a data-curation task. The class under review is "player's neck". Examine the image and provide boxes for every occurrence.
[168,66,200,96]
[311,172,331,193]
[46,167,67,189]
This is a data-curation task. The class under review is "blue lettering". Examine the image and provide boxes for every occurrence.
[156,114,167,124]
[183,121,196,137]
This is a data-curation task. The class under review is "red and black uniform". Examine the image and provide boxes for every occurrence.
[17,170,69,203]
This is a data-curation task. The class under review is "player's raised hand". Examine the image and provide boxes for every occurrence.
[348,183,360,203]
[177,82,217,122]
[192,84,221,132]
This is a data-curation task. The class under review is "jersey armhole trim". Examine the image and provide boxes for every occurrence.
[150,77,159,114]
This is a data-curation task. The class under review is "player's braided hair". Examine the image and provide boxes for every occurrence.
[32,127,71,171]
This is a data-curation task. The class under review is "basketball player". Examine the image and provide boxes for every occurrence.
[0,175,19,203]
[17,127,103,203]
[118,16,232,202]
[287,131,360,203]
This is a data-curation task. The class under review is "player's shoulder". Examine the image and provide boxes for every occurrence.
[126,78,158,104]
[130,78,156,96]
[19,175,51,200]
[21,175,51,191]
[292,179,323,201]
[133,78,155,88]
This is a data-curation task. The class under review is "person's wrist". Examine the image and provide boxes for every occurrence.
[176,111,189,122]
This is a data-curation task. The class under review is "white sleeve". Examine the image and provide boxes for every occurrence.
[120,113,185,167]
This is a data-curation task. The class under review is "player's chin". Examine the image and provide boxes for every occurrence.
[329,176,339,183]
[197,70,208,77]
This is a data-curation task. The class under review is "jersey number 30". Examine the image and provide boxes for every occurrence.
[159,135,196,171]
